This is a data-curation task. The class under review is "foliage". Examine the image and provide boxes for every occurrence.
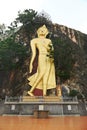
[51,37,75,81]
[16,9,37,25]
[15,9,52,40]
[0,37,29,71]
[47,44,54,59]
[15,9,37,39]
[69,89,79,97]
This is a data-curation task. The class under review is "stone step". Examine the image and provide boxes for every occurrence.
[22,96,62,102]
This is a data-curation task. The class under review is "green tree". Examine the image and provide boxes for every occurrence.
[0,37,29,71]
[69,89,79,97]
[16,9,37,25]
[16,9,37,39]
[15,9,52,40]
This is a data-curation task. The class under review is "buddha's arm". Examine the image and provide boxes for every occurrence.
[29,41,36,73]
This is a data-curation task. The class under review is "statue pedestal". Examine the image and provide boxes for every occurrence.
[4,96,79,116]
[22,96,62,102]
[22,96,41,102]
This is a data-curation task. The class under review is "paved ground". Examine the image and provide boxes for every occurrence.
[0,116,87,130]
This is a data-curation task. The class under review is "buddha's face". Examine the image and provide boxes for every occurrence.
[37,25,49,38]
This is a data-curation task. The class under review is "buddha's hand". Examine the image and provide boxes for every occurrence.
[29,64,33,73]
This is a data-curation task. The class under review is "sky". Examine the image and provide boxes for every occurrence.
[0,0,87,34]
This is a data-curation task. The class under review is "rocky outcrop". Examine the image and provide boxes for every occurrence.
[51,24,87,97]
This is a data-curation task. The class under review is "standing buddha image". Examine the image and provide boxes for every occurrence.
[27,25,56,96]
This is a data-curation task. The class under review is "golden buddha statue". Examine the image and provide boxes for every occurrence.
[27,25,56,96]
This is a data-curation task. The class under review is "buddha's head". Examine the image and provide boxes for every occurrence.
[37,25,49,38]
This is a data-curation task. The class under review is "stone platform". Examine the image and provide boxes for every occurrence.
[3,96,79,116]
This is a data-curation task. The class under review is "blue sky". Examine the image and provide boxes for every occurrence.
[0,0,87,34]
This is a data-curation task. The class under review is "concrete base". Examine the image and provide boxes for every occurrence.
[4,96,79,116]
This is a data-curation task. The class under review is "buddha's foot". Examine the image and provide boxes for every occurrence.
[28,91,34,96]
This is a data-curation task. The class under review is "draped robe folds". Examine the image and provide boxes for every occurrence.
[28,53,56,90]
